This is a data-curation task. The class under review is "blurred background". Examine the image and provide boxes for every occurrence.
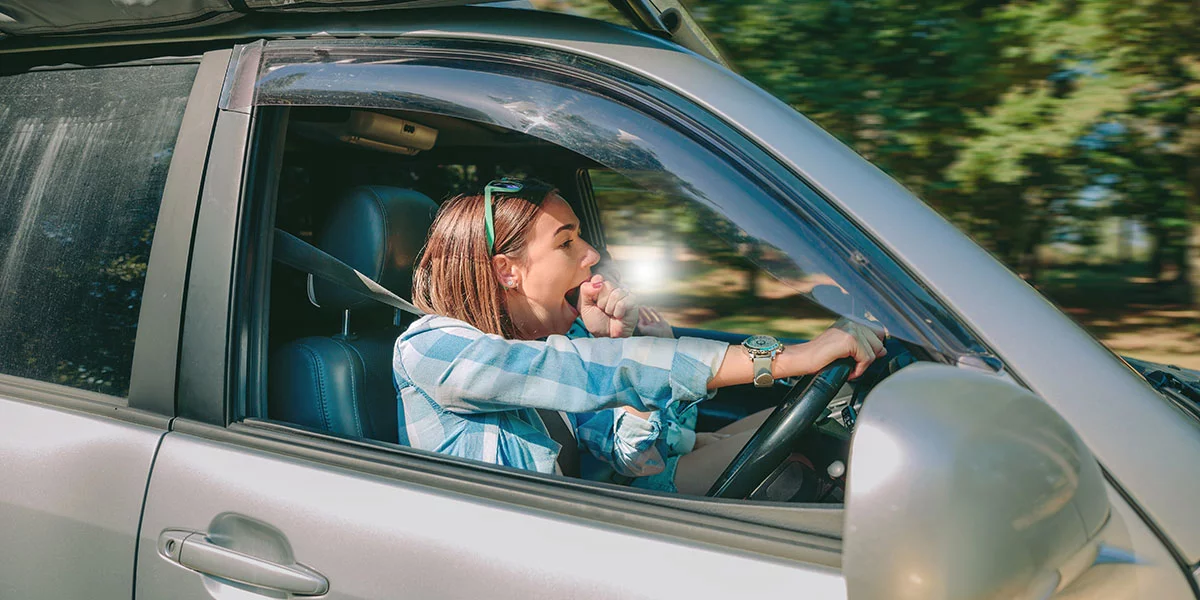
[537,0,1200,368]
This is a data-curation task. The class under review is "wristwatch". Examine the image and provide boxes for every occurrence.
[741,335,784,387]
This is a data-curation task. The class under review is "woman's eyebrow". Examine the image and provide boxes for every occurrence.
[554,223,578,235]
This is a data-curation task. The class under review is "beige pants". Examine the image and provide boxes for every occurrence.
[673,408,773,496]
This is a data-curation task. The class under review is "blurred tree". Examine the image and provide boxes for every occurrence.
[951,0,1199,297]
[1104,0,1200,301]
[690,0,1039,213]
[548,0,1198,300]
[680,0,1084,283]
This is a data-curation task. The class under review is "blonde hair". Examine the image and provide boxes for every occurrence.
[412,180,556,338]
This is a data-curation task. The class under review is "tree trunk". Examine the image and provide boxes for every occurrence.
[1019,202,1049,286]
[1117,218,1132,264]
[1149,222,1170,282]
[1185,221,1200,306]
[741,244,761,300]
[1185,152,1200,306]
[1024,246,1042,285]
[742,263,759,299]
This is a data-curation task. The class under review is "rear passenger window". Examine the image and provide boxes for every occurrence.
[0,63,197,397]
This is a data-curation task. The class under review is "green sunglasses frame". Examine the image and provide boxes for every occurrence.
[484,178,524,255]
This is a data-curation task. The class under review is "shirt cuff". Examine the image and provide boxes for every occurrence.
[670,336,730,411]
[612,410,667,477]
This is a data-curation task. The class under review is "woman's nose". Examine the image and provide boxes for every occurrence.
[582,241,600,268]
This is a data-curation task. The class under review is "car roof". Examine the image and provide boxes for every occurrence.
[0,1,727,69]
[0,0,511,38]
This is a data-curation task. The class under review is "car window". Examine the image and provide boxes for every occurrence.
[236,42,990,515]
[254,47,937,353]
[589,169,837,340]
[0,64,198,397]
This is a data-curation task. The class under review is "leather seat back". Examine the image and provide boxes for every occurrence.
[269,186,437,443]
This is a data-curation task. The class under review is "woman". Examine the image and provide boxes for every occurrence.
[394,178,885,494]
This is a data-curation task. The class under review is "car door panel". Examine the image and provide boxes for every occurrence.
[136,431,847,599]
[0,394,163,600]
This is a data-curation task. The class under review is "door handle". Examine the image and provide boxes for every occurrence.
[159,530,329,596]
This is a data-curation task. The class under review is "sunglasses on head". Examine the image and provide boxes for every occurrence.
[483,178,524,255]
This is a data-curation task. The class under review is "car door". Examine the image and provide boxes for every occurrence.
[0,47,219,598]
[131,32,864,600]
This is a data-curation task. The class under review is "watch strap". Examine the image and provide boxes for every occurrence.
[752,354,774,387]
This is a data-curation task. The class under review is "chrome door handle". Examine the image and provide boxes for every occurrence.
[159,530,329,596]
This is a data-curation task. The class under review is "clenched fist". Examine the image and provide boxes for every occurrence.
[577,274,639,338]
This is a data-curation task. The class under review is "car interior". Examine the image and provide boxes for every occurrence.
[259,106,912,503]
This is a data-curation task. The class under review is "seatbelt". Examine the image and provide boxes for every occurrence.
[277,228,585,477]
[537,410,580,478]
[273,228,423,317]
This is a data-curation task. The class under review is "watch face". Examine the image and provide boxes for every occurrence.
[743,335,780,352]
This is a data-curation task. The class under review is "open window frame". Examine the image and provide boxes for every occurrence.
[212,35,986,550]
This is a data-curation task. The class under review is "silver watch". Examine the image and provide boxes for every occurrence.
[741,335,784,387]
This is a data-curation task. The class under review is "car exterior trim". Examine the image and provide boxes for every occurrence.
[128,48,232,417]
[177,416,846,567]
[0,372,172,429]
[177,107,252,425]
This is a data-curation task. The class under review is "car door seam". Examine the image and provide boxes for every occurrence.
[129,429,168,600]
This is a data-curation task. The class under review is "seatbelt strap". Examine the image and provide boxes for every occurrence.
[537,409,580,478]
[273,228,424,317]
[276,229,587,476]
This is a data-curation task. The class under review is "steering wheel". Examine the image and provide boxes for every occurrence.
[706,358,856,499]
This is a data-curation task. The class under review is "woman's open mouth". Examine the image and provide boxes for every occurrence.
[564,287,581,314]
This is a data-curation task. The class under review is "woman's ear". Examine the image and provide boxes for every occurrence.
[491,254,519,290]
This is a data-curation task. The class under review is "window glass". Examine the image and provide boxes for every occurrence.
[255,48,968,357]
[0,64,198,397]
[590,169,836,340]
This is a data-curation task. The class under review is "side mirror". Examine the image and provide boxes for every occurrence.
[844,364,1110,599]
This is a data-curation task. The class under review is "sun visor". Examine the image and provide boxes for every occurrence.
[339,111,437,156]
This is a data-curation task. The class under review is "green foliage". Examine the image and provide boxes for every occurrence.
[549,0,1198,298]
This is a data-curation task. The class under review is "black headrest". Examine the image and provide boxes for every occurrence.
[310,185,437,312]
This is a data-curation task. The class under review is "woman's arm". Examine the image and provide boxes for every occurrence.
[395,316,728,415]
[708,318,886,390]
[396,316,884,415]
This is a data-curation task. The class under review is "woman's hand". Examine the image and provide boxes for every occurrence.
[578,274,639,338]
[803,318,887,379]
[636,307,675,338]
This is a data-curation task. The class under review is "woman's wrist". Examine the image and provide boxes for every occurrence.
[709,341,820,390]
[774,342,820,379]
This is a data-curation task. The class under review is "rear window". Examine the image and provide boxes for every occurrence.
[0,63,197,397]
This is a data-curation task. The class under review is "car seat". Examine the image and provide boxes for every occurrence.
[268,185,437,444]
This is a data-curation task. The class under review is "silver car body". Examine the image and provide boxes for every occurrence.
[1,4,1197,599]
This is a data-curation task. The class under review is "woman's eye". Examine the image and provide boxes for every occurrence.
[560,238,574,249]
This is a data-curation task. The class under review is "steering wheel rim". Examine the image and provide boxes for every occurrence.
[706,358,856,499]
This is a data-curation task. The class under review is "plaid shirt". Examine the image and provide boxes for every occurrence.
[392,314,728,490]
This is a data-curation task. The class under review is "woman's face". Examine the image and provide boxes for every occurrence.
[501,193,600,339]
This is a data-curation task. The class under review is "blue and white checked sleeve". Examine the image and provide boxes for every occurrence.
[396,315,729,416]
[571,409,668,478]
